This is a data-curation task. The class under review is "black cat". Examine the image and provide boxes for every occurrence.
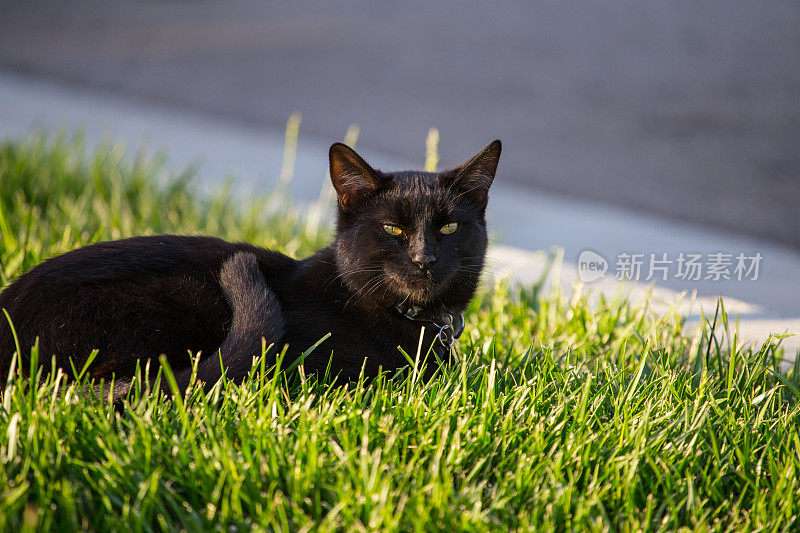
[0,140,501,394]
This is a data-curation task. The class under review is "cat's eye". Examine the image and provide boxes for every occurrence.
[383,224,403,236]
[440,222,459,235]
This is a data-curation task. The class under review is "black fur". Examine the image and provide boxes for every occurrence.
[93,252,283,402]
[0,140,501,390]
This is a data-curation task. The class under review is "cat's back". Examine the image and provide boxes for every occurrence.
[0,235,243,317]
[1,234,296,287]
[0,234,295,378]
[17,235,241,282]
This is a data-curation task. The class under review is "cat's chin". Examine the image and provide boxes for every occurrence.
[387,271,455,307]
[402,286,437,305]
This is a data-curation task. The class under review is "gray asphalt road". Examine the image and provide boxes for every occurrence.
[1,0,798,248]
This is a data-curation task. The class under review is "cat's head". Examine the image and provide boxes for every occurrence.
[329,140,501,312]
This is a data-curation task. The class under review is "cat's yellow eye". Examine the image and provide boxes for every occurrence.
[383,224,403,236]
[440,222,459,235]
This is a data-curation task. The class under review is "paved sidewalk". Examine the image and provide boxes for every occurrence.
[1,72,798,356]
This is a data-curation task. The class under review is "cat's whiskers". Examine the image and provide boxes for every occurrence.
[322,264,385,293]
[342,271,388,310]
[361,276,390,303]
[327,273,386,300]
[459,256,512,278]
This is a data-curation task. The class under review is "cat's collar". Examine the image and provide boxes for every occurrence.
[394,303,465,348]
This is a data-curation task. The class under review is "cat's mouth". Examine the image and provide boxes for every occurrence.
[385,267,453,304]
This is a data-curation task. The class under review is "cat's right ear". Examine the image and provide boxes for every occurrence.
[444,140,502,211]
[329,143,382,210]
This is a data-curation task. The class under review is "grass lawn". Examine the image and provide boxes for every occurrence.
[0,134,798,531]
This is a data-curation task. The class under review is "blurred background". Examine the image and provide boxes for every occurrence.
[1,1,799,334]
[2,0,798,246]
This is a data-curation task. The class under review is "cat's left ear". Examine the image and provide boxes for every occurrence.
[329,143,383,210]
[444,140,502,210]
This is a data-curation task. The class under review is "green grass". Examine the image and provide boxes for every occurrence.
[1,133,799,531]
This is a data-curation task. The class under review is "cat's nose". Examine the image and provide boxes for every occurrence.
[413,253,437,270]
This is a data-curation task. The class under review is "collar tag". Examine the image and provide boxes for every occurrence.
[396,304,465,349]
